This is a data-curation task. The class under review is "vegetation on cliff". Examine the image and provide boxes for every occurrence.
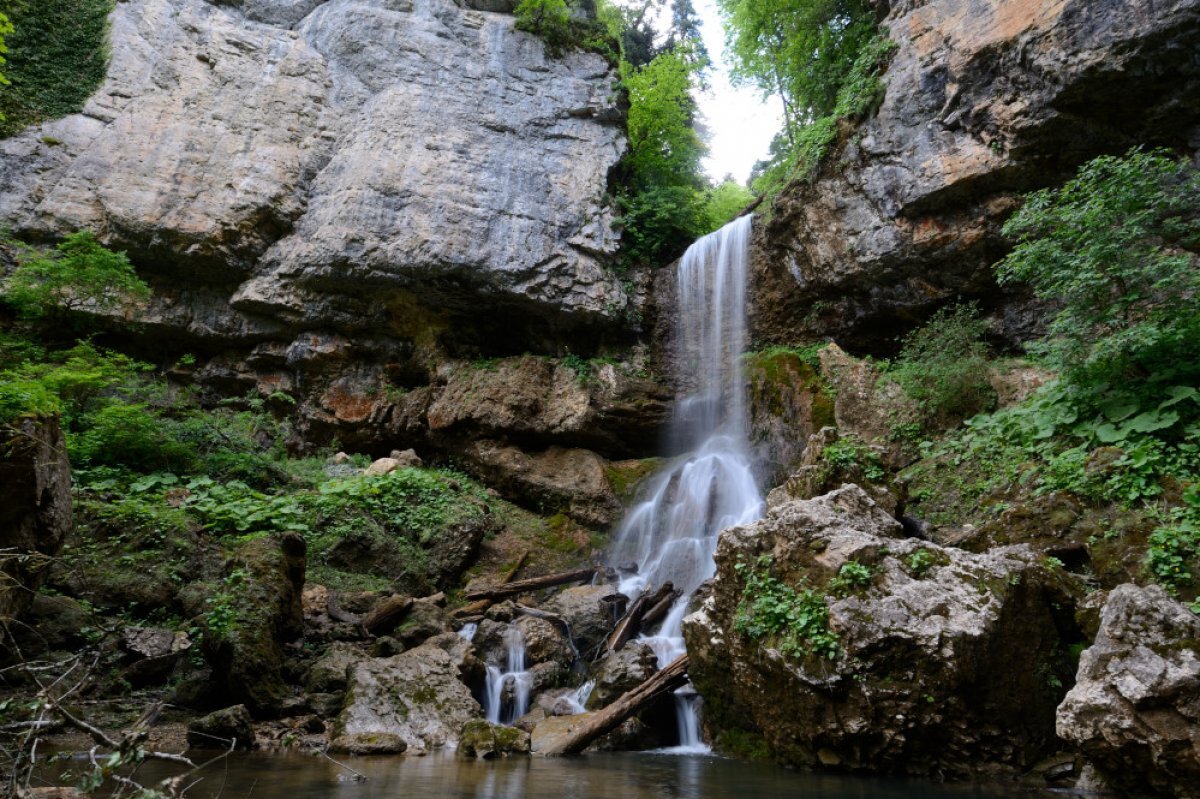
[0,0,115,137]
[894,149,1200,602]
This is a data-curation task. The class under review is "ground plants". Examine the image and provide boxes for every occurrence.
[734,557,839,660]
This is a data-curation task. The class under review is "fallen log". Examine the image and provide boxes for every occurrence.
[464,567,595,601]
[453,550,529,618]
[540,654,690,756]
[607,582,675,652]
[361,595,413,636]
[639,586,681,631]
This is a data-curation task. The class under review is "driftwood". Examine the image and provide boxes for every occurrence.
[540,654,690,756]
[463,567,595,601]
[453,550,529,618]
[361,595,414,636]
[639,586,681,631]
[606,582,675,652]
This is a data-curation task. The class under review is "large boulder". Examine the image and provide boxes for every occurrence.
[750,0,1200,351]
[460,440,622,528]
[683,485,1081,777]
[332,634,483,753]
[0,417,72,624]
[200,533,306,717]
[544,584,627,659]
[1056,584,1200,799]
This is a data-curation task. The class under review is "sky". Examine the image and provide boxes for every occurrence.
[690,0,784,184]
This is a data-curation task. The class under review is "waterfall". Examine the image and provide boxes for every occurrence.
[609,214,764,751]
[483,625,533,725]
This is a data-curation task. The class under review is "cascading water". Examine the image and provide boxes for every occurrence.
[483,625,533,725]
[610,214,764,751]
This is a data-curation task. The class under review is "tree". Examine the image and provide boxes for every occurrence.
[718,0,875,145]
[0,10,12,96]
[622,49,706,191]
[997,148,1200,384]
[2,231,151,320]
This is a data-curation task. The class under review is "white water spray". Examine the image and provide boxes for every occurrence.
[610,214,763,751]
[484,626,533,725]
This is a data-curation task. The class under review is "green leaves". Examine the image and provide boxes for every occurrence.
[733,560,840,660]
[2,231,150,320]
[0,0,115,137]
[997,148,1200,384]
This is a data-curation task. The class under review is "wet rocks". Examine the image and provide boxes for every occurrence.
[544,584,627,659]
[1057,584,1200,799]
[458,719,531,758]
[332,638,483,753]
[187,705,255,750]
[684,484,1081,777]
[587,642,659,709]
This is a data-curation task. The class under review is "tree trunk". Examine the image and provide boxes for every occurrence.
[463,567,596,601]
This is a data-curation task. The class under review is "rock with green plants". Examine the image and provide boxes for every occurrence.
[684,485,1083,777]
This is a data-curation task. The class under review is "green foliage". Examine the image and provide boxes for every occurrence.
[749,32,896,196]
[617,183,709,264]
[828,560,872,594]
[72,402,196,472]
[623,50,706,190]
[2,231,150,320]
[1146,486,1200,592]
[0,0,115,137]
[514,0,574,54]
[734,557,839,660]
[905,548,937,578]
[719,0,876,124]
[0,10,13,92]
[998,148,1200,385]
[822,435,884,482]
[700,179,755,230]
[890,304,996,428]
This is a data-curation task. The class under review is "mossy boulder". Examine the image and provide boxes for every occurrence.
[458,719,531,758]
[684,485,1083,778]
[187,704,255,750]
[200,533,306,717]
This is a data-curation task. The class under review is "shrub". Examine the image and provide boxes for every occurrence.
[998,148,1200,386]
[2,231,150,320]
[890,303,996,427]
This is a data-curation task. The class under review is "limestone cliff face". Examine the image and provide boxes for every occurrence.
[0,0,629,345]
[752,0,1200,351]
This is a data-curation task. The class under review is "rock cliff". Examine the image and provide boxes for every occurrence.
[0,0,630,349]
[752,0,1200,351]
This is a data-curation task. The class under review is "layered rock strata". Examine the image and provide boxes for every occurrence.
[752,0,1200,350]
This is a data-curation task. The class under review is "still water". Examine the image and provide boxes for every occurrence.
[102,750,1023,799]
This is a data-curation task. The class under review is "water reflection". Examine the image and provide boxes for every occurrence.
[68,750,1025,799]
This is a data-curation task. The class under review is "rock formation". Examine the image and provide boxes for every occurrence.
[0,0,629,345]
[1057,584,1200,799]
[0,417,73,624]
[683,485,1081,776]
[751,0,1200,351]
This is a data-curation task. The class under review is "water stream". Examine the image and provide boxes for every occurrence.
[609,215,764,749]
[483,626,533,725]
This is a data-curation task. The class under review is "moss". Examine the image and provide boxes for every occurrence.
[604,458,661,502]
[744,347,836,428]
[715,728,771,761]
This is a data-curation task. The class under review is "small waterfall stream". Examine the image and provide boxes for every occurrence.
[610,214,764,750]
[483,625,533,725]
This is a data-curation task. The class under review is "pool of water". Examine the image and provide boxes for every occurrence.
[70,750,1028,799]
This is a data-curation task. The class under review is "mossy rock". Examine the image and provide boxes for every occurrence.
[458,719,531,758]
